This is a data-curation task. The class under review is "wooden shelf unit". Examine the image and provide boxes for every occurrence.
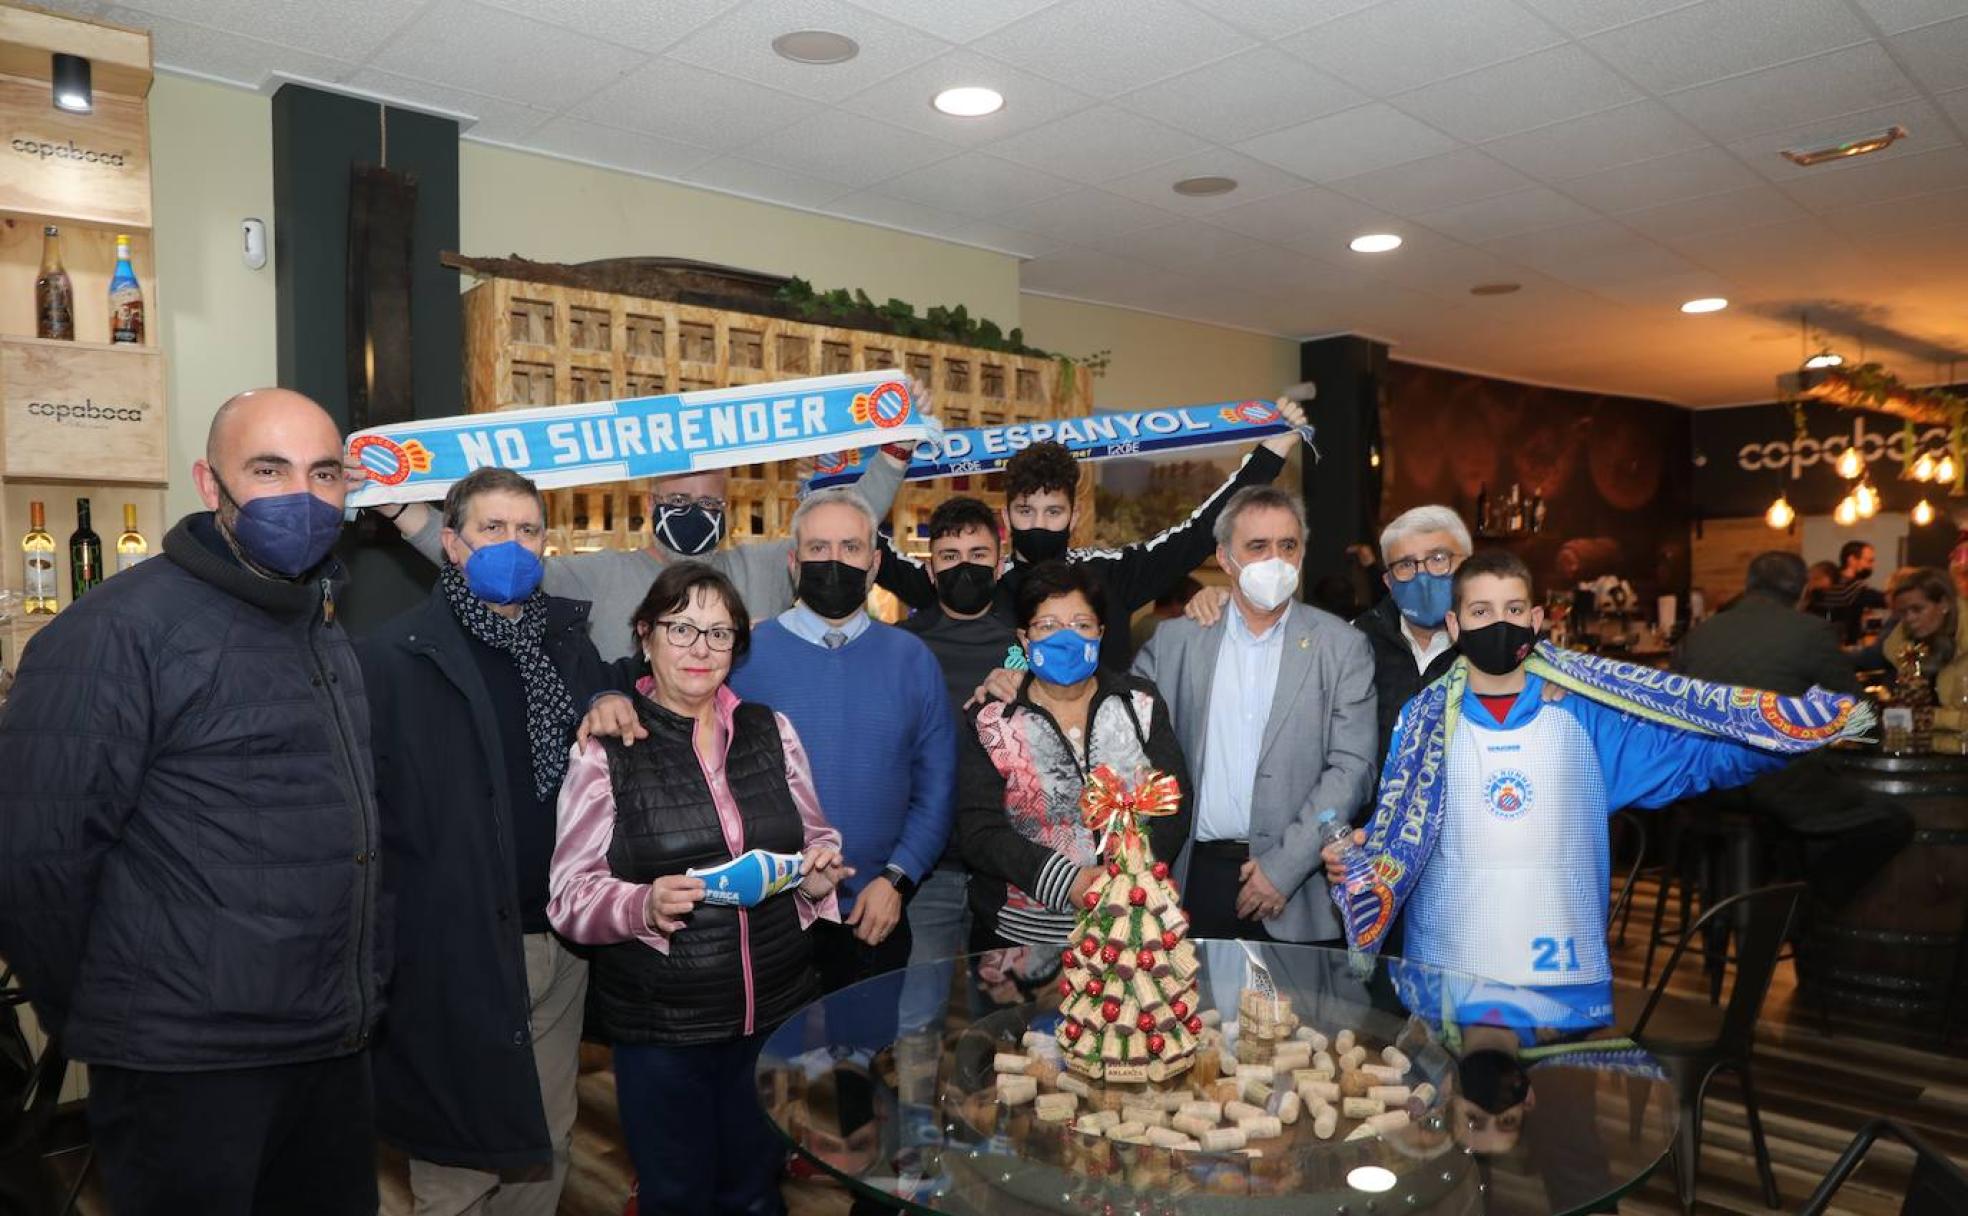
[461,276,1098,559]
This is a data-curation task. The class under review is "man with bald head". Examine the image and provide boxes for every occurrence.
[0,388,383,1214]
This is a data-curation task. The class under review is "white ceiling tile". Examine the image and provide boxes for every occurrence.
[341,68,555,142]
[871,152,1078,217]
[1208,185,1399,249]
[823,191,973,238]
[1579,268,1737,308]
[1818,184,1968,237]
[841,0,1061,43]
[945,218,1064,258]
[119,0,426,60]
[834,50,1096,146]
[738,109,962,188]
[1658,215,1855,279]
[1116,46,1366,144]
[1415,185,1600,242]
[1610,183,1808,239]
[1235,103,1459,182]
[1341,229,1528,295]
[1582,0,1872,94]
[1941,87,1968,130]
[1726,98,1955,182]
[1481,217,1660,265]
[685,156,857,209]
[1479,100,1711,180]
[1662,42,1922,144]
[473,0,740,54]
[1098,149,1310,215]
[1199,0,1385,39]
[1277,0,1565,96]
[993,188,1177,243]
[102,5,358,87]
[524,116,719,179]
[1556,145,1764,211]
[1392,45,1643,144]
[1327,148,1533,215]
[1852,0,1968,36]
[1513,0,1705,37]
[984,105,1210,184]
[661,0,951,104]
[17,0,107,16]
[1888,14,1968,91]
[368,0,645,110]
[1540,244,1706,290]
[970,0,1257,98]
[1776,144,1968,209]
[1019,248,1177,299]
[570,60,815,148]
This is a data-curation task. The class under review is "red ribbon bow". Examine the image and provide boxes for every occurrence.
[1080,765,1182,834]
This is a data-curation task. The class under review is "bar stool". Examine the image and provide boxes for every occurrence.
[1642,793,1778,1001]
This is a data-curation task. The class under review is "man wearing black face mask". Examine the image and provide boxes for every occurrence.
[0,389,383,1215]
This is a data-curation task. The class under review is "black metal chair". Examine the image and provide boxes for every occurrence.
[1624,881,1806,1215]
[1609,810,1647,945]
[0,972,84,1216]
[1796,1118,1968,1215]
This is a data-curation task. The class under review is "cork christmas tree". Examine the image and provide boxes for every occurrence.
[1055,766,1202,1084]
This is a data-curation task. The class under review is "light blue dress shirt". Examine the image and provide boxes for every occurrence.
[1194,607,1285,842]
[779,602,872,647]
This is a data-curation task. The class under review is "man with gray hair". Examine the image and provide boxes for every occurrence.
[1356,504,1472,766]
[723,486,958,990]
[1135,486,1377,942]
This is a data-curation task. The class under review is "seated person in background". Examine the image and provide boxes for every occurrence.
[1678,552,1909,907]
[1805,540,1887,647]
[1130,576,1202,654]
[1804,560,1839,601]
[1886,567,1968,742]
[958,561,1192,1003]
[1325,551,1868,1029]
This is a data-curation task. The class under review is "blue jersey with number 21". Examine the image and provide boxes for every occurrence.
[1395,673,1783,1028]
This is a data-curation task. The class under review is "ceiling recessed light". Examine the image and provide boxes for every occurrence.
[932,86,1003,117]
[772,30,859,64]
[1173,175,1238,197]
[51,53,91,114]
[1782,124,1907,167]
[1470,282,1521,296]
[1681,297,1728,314]
[1349,233,1402,254]
[1804,351,1844,369]
[1347,1166,1398,1193]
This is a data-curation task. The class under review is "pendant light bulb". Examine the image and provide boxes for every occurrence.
[1913,499,1936,527]
[1855,482,1879,518]
[1938,453,1958,484]
[1914,451,1936,482]
[1764,495,1795,530]
[1835,447,1863,479]
[1834,496,1859,526]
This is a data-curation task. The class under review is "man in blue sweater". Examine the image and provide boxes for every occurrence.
[727,486,959,993]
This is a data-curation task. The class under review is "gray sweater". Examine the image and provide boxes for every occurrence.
[407,455,906,660]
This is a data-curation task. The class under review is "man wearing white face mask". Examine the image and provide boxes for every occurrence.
[1133,486,1377,942]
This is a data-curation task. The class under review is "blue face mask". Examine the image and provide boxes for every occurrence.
[1389,571,1453,629]
[1027,629,1100,685]
[461,538,545,604]
[219,482,345,578]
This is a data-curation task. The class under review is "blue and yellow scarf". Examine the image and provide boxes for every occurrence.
[1334,642,1873,954]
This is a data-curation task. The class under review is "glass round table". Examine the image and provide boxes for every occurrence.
[757,942,1674,1215]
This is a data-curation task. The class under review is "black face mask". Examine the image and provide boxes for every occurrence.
[1010,524,1070,564]
[652,505,725,557]
[1456,619,1538,676]
[935,561,997,616]
[797,559,869,620]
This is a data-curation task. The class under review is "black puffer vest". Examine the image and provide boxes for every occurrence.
[589,698,817,1045]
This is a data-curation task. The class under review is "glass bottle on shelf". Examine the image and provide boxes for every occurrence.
[1531,494,1547,533]
[70,498,103,602]
[1475,483,1490,535]
[109,234,144,345]
[22,501,57,615]
[35,225,74,341]
[116,503,148,572]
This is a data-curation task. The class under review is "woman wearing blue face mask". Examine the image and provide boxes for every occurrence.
[955,561,1193,1006]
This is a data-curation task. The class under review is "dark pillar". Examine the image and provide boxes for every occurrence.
[1298,335,1387,595]
[272,84,460,632]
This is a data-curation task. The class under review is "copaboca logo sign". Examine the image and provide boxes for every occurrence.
[10,137,129,167]
[1737,414,1949,480]
[27,397,148,426]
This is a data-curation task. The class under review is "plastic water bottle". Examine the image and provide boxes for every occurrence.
[1317,809,1371,896]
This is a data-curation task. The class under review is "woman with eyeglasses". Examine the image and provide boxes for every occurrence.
[957,560,1193,1005]
[546,559,850,1215]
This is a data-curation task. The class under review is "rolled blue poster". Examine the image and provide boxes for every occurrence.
[688,848,806,908]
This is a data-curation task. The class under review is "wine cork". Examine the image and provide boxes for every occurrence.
[1272,1043,1312,1071]
[1345,1122,1377,1142]
[1360,1063,1404,1085]
[1313,1107,1338,1139]
[1368,1085,1412,1106]
[1236,1114,1283,1139]
[1178,1100,1223,1123]
[1021,1030,1051,1049]
[1367,1109,1412,1133]
[1293,1065,1334,1087]
[1087,1109,1122,1129]
[1199,1127,1247,1152]
[1239,1078,1273,1106]
[1208,1079,1242,1106]
[1029,1056,1062,1091]
[1224,1100,1266,1123]
[1334,1028,1356,1053]
[1235,1064,1275,1083]
[1412,1082,1438,1107]
[1382,1046,1412,1074]
[1340,1046,1368,1071]
[1341,1096,1386,1119]
[1147,1126,1190,1149]
[1267,1088,1301,1124]
[1107,1121,1146,1141]
[1302,1028,1330,1052]
[1172,1113,1217,1139]
[998,1075,1038,1105]
[1123,1106,1169,1129]
[1056,1074,1091,1098]
[1312,1051,1335,1075]
[1156,1090,1191,1112]
[1339,1071,1373,1098]
[994,1053,1032,1075]
[1036,1093,1078,1122]
[1074,1113,1108,1136]
[1297,1079,1339,1104]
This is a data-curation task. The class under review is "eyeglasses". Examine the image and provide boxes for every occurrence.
[654,619,739,651]
[1028,616,1101,638]
[654,494,726,514]
[1388,549,1459,581]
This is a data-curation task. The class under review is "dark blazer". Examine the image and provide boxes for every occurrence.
[357,586,606,1171]
[1676,590,1857,696]
[1353,594,1458,773]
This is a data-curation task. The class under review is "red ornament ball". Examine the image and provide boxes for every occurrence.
[1086,977,1104,997]
[1060,948,1077,969]
[1106,861,1121,877]
[1136,949,1157,971]
[1136,1011,1156,1033]
[1170,999,1189,1021]
[1100,944,1121,966]
[1062,1021,1083,1043]
[1147,1033,1167,1056]
[1128,886,1147,907]
[1079,937,1098,958]
[1101,999,1122,1023]
[1184,1014,1203,1035]
[1058,978,1074,997]
[1152,861,1170,880]
[1083,889,1100,910]
[1160,930,1178,950]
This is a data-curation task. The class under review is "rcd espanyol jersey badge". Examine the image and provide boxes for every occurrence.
[1485,769,1533,820]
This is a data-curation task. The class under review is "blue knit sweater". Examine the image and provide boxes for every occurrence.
[729,619,957,899]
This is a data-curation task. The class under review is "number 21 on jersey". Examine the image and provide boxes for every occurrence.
[1531,936,1581,972]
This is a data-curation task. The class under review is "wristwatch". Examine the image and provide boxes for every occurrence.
[881,863,916,900]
